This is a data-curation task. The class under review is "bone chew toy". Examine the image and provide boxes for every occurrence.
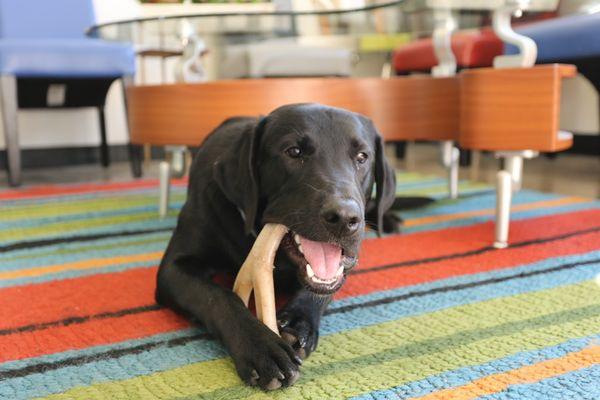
[233,223,288,335]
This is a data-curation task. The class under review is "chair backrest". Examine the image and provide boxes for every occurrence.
[126,77,460,146]
[0,0,95,39]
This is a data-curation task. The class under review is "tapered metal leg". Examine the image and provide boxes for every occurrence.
[159,160,170,218]
[0,75,20,187]
[120,75,142,178]
[98,106,110,167]
[494,170,512,249]
[505,155,523,192]
[441,141,459,199]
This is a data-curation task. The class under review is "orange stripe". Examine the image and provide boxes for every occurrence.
[411,346,600,400]
[404,197,586,227]
[0,252,163,280]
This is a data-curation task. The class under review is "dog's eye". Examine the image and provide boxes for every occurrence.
[356,152,368,164]
[285,146,302,158]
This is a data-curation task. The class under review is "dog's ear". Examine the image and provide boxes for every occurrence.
[213,117,267,235]
[363,118,396,236]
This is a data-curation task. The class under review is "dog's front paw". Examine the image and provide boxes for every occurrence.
[277,308,319,360]
[230,319,302,390]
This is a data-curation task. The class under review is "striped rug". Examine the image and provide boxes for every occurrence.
[1,173,599,400]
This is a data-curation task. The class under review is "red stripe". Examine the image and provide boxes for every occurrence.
[0,209,598,362]
[0,310,188,363]
[339,229,600,299]
[0,178,188,201]
[0,268,157,331]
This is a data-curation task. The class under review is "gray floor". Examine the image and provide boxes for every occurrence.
[1,143,599,199]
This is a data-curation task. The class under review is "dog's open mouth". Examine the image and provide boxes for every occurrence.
[279,230,355,294]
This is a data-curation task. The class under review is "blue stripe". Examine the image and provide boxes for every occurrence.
[402,200,599,234]
[1,251,597,399]
[400,190,559,219]
[0,185,187,207]
[0,201,185,230]
[0,218,177,248]
[0,261,160,288]
[0,231,170,262]
[0,237,167,273]
[477,364,600,400]
[352,335,599,400]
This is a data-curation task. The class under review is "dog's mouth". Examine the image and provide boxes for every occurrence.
[279,230,356,294]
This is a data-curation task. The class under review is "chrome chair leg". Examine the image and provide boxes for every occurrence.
[0,75,20,187]
[494,170,512,249]
[159,160,171,219]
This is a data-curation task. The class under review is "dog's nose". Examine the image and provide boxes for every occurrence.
[321,199,362,237]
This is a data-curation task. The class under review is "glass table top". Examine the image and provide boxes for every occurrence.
[86,1,550,82]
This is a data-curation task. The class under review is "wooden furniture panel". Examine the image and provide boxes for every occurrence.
[459,64,576,152]
[126,76,460,146]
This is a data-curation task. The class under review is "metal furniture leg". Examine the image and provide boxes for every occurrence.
[121,75,143,178]
[159,160,170,218]
[494,170,512,249]
[431,8,459,199]
[98,105,110,167]
[158,146,187,218]
[441,140,459,199]
[0,75,20,187]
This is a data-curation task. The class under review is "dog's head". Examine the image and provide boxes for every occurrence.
[215,103,396,294]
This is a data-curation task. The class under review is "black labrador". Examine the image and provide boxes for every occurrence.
[156,103,397,390]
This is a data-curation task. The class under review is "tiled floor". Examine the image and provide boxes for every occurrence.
[1,143,598,198]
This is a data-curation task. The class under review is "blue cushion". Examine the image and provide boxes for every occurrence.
[0,39,135,77]
[506,13,600,62]
[0,0,95,39]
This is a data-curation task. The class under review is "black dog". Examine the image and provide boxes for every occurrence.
[156,103,396,390]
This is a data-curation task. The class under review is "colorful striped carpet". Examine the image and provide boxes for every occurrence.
[0,173,599,400]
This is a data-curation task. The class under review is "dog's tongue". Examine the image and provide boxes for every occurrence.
[299,236,342,280]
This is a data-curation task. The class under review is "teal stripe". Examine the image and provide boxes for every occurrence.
[402,200,599,234]
[400,190,560,219]
[478,364,600,400]
[352,335,599,400]
[0,218,177,247]
[1,251,597,399]
[0,231,170,262]
[0,185,187,207]
[0,201,185,230]
[0,261,159,288]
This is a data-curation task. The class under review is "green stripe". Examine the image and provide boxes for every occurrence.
[0,193,187,221]
[0,210,178,243]
[42,281,599,400]
[204,305,600,400]
[398,181,490,196]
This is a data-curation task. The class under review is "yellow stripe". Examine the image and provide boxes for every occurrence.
[404,197,586,227]
[0,252,163,280]
[411,345,600,400]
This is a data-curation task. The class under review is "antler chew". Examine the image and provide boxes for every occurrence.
[233,223,288,335]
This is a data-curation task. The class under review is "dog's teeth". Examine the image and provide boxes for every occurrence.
[336,266,344,276]
[306,264,315,278]
[298,244,304,254]
[294,234,301,245]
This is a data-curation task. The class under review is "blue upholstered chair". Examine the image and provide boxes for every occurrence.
[0,0,136,186]
[507,12,600,155]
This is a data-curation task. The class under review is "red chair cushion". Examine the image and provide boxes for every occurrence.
[392,29,504,73]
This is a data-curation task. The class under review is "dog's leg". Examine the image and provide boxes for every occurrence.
[156,255,302,390]
[277,289,332,359]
